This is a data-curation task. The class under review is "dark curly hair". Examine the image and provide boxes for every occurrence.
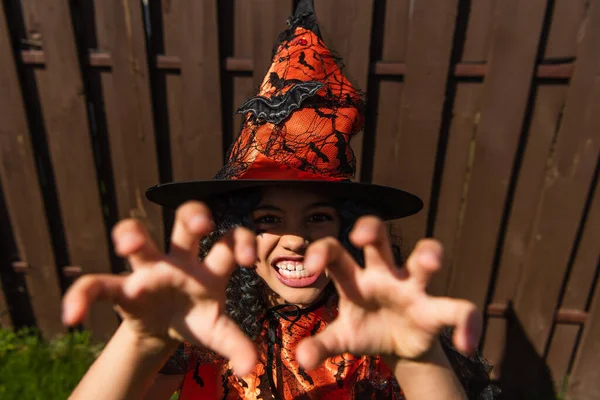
[200,187,400,340]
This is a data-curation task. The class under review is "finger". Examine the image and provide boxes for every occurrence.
[349,216,395,270]
[112,219,162,269]
[233,227,257,266]
[181,308,258,377]
[170,201,214,262]
[62,274,126,326]
[122,264,188,299]
[296,319,346,369]
[202,228,250,278]
[405,239,443,288]
[304,237,362,300]
[417,297,482,355]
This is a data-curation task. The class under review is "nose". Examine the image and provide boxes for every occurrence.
[280,234,309,253]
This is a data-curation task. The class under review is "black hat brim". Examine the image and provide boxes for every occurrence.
[146,180,423,220]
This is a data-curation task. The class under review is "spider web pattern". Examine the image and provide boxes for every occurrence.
[215,26,364,181]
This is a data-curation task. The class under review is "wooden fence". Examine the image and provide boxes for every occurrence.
[0,0,598,398]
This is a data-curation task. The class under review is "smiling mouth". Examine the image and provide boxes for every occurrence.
[271,258,321,288]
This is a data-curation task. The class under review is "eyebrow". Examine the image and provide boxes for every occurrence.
[253,205,282,213]
[253,202,335,213]
[305,202,335,211]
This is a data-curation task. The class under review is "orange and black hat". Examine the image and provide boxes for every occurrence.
[147,0,422,220]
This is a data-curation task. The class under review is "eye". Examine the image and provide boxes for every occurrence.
[253,214,281,225]
[307,212,334,223]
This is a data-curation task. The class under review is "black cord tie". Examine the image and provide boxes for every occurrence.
[262,292,331,399]
[265,304,302,400]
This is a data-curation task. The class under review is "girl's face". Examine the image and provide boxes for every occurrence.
[251,187,340,306]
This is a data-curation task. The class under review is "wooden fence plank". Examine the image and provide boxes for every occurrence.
[370,0,410,184]
[509,0,600,358]
[430,83,482,296]
[487,85,567,302]
[160,0,184,182]
[460,0,497,63]
[163,0,224,181]
[543,0,588,60]
[370,0,411,190]
[568,266,600,400]
[380,0,411,63]
[314,0,374,181]
[446,0,547,308]
[372,0,458,252]
[538,1,594,385]
[18,0,118,339]
[558,167,600,312]
[569,274,600,400]
[431,0,496,296]
[92,0,164,246]
[545,325,581,390]
[0,190,15,329]
[568,156,600,400]
[0,1,64,336]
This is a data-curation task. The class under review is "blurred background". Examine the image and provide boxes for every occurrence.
[0,0,599,398]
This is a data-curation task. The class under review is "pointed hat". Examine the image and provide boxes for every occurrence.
[147,0,422,219]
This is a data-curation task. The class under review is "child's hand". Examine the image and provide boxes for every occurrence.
[297,216,482,368]
[62,201,258,376]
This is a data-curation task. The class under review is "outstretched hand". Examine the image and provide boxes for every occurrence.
[296,216,482,369]
[62,201,259,376]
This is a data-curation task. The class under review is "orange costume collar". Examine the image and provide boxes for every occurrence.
[178,297,404,399]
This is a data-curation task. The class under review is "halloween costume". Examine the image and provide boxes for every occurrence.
[151,0,500,398]
[160,295,499,399]
[165,295,405,399]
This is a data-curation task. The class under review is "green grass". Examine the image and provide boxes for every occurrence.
[0,328,104,400]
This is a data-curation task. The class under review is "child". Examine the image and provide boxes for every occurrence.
[64,1,498,398]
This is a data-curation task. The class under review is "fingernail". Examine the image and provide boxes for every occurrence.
[122,232,141,246]
[357,225,372,237]
[419,250,438,265]
[117,232,142,254]
[188,215,210,232]
[304,254,314,270]
[241,246,255,262]
[304,253,320,271]
[62,304,72,325]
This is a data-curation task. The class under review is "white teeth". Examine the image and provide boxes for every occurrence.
[276,260,305,271]
[278,269,312,278]
[275,260,314,278]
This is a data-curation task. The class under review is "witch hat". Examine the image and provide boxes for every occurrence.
[147,0,422,220]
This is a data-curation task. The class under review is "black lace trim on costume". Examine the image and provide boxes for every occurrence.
[158,343,188,375]
[439,329,502,399]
